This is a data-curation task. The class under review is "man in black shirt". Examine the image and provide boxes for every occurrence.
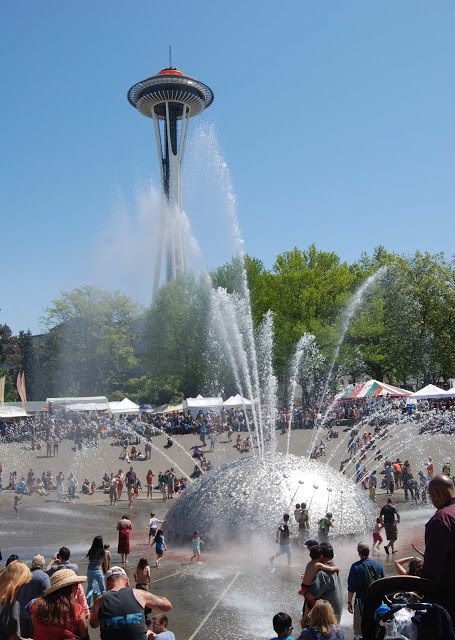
[380,498,400,555]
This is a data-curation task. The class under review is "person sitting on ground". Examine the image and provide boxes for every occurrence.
[151,614,175,640]
[82,478,91,495]
[30,568,88,640]
[270,611,294,640]
[90,565,172,639]
[394,556,423,576]
[297,599,345,640]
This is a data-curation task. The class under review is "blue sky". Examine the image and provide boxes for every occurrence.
[1,1,454,333]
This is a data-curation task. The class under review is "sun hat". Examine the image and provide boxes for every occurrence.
[105,565,127,580]
[44,569,86,596]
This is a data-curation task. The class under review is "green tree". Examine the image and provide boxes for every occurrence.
[41,285,140,396]
[269,245,355,376]
[141,273,210,401]
[382,252,455,385]
[0,324,20,369]
[0,368,19,401]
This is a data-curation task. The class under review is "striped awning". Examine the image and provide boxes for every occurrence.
[341,379,411,399]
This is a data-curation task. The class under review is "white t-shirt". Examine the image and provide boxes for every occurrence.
[149,517,161,530]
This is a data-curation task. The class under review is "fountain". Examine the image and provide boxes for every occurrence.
[164,453,376,542]
[161,128,380,541]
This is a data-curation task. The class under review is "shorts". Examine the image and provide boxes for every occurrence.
[276,543,292,556]
[385,523,397,541]
[149,527,157,538]
[373,532,383,543]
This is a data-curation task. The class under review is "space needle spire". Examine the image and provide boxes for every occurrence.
[128,56,214,296]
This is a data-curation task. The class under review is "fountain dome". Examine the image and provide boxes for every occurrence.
[164,452,376,543]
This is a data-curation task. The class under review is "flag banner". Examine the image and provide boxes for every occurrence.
[0,376,5,404]
[16,371,27,404]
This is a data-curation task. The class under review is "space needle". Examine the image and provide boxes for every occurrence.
[128,52,214,295]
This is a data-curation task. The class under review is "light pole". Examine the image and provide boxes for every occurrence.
[308,484,319,509]
[326,487,333,513]
[289,479,305,510]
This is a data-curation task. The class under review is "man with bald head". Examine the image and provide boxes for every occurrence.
[422,474,455,618]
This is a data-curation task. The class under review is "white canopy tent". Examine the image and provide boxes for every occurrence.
[0,405,29,418]
[444,387,455,398]
[183,394,223,417]
[410,384,447,399]
[108,398,140,414]
[47,396,110,412]
[223,394,253,408]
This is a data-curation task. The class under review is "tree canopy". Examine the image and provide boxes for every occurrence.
[5,246,455,404]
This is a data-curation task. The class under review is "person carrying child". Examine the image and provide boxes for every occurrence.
[299,544,339,622]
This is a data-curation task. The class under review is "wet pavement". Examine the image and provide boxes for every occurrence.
[0,428,440,639]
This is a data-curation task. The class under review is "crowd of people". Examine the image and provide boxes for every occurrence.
[268,472,455,639]
[2,396,455,639]
[0,547,175,640]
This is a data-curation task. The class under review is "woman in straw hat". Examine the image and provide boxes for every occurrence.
[29,568,88,640]
[0,560,32,639]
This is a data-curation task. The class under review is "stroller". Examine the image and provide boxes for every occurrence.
[361,575,455,640]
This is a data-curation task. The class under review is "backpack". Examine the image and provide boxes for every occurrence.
[363,560,382,587]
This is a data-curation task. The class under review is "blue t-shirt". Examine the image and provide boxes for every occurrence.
[47,561,79,577]
[17,569,51,619]
[347,558,384,601]
[156,535,165,552]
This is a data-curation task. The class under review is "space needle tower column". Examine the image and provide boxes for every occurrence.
[128,58,214,295]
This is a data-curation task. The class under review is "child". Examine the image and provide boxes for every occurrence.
[270,612,294,640]
[13,495,21,519]
[102,543,111,574]
[373,517,384,550]
[299,545,339,601]
[191,531,204,562]
[148,513,165,544]
[154,529,167,568]
[134,557,151,589]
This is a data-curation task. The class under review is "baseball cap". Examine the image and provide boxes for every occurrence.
[304,539,318,548]
[105,566,127,580]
